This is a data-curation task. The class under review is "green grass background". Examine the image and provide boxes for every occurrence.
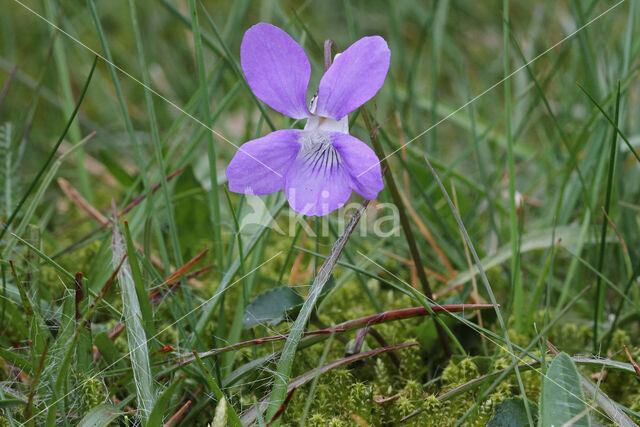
[1,0,639,425]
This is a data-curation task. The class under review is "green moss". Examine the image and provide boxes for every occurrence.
[80,376,107,414]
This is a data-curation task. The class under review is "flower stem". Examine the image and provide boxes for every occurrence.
[323,39,338,71]
[361,107,452,357]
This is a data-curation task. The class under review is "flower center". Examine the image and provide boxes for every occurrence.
[305,93,349,134]
[299,131,342,174]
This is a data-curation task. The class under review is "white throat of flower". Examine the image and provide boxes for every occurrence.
[304,93,349,134]
[297,93,348,173]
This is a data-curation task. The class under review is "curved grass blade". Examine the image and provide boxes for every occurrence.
[191,351,242,427]
[593,82,621,350]
[243,342,418,425]
[361,107,452,355]
[423,155,533,426]
[77,404,123,427]
[112,218,156,420]
[146,376,184,427]
[0,56,97,242]
[265,200,369,422]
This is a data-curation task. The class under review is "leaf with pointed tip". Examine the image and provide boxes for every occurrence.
[540,353,590,427]
[146,376,185,427]
[78,404,123,427]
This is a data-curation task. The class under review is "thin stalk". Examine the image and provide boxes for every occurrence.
[361,107,452,356]
[594,83,620,350]
[43,0,91,202]
[188,0,224,280]
[0,57,97,242]
[265,201,368,423]
[424,155,533,426]
[503,0,523,334]
[195,1,277,132]
[86,0,151,195]
[299,334,335,427]
[128,0,195,322]
[87,0,172,279]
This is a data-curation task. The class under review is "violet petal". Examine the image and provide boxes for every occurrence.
[331,132,384,200]
[285,137,351,216]
[226,129,302,195]
[315,36,390,120]
[240,23,311,119]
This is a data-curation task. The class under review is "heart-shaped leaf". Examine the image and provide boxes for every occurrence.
[243,278,335,329]
[243,286,304,328]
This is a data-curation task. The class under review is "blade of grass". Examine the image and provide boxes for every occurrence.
[502,0,526,339]
[0,56,96,242]
[2,132,95,258]
[74,272,93,377]
[361,107,452,356]
[220,189,247,378]
[593,82,620,350]
[43,0,91,202]
[428,0,449,151]
[111,216,156,420]
[265,200,369,423]
[145,376,184,427]
[546,341,635,427]
[128,0,195,319]
[423,154,533,426]
[191,351,242,427]
[578,85,640,164]
[188,0,224,285]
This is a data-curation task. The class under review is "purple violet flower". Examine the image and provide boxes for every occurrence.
[225,23,390,216]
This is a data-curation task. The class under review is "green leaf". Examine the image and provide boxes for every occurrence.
[112,222,156,419]
[0,399,26,409]
[146,376,184,427]
[488,398,537,427]
[243,278,335,329]
[77,404,123,427]
[93,332,125,369]
[539,353,590,427]
[211,396,227,427]
[0,345,32,374]
[266,201,369,423]
[243,286,304,328]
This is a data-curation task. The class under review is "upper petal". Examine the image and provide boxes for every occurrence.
[226,129,302,195]
[315,36,390,120]
[331,133,384,200]
[285,133,351,216]
[241,23,311,119]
